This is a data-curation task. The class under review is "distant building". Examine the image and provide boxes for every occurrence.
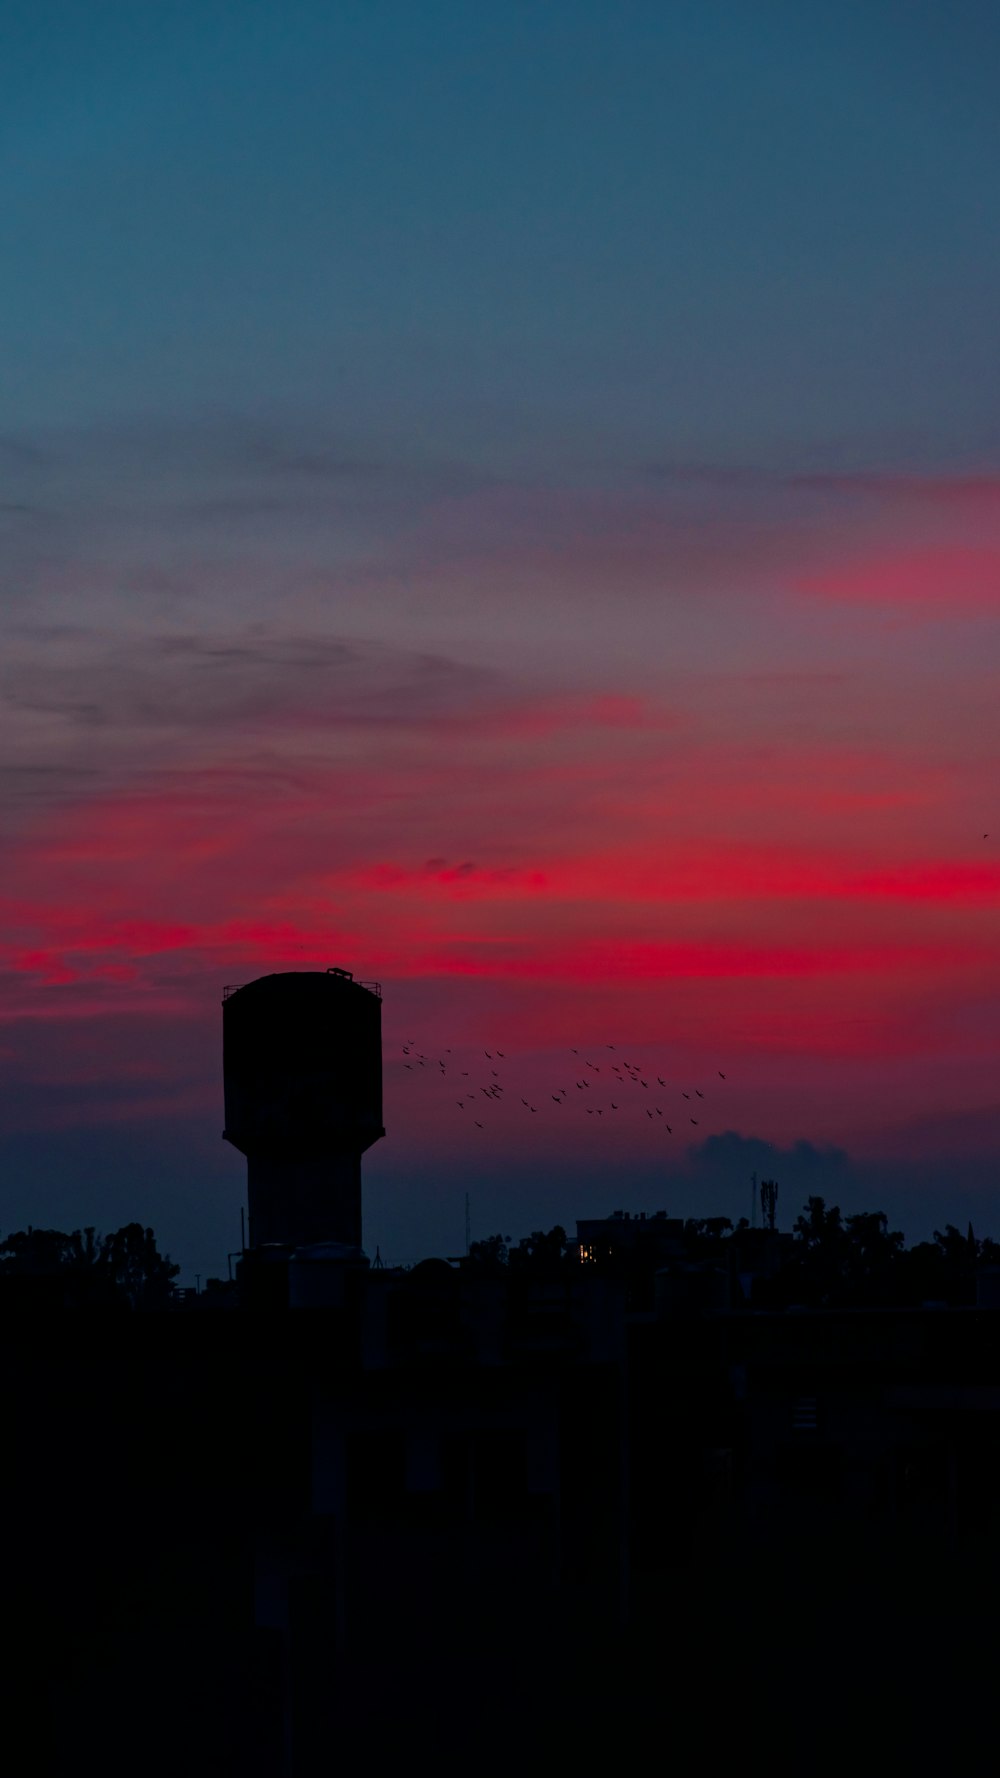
[576,1208,685,1265]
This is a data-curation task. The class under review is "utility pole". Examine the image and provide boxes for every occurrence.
[465,1192,471,1256]
[751,1171,757,1228]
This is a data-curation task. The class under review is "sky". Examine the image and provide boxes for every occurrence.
[3,0,1000,1281]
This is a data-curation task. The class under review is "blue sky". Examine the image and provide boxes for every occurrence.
[6,1,999,458]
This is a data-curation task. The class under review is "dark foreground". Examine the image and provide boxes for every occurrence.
[4,1283,1000,1774]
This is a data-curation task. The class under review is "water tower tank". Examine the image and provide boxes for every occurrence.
[223,968,384,1250]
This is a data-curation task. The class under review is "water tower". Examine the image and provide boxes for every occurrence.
[222,968,384,1251]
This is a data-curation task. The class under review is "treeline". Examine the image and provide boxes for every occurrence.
[0,1223,180,1309]
[468,1199,1000,1309]
[756,1198,1000,1310]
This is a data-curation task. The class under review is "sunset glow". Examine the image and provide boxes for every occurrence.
[3,3,1000,1277]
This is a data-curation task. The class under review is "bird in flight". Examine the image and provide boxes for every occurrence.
[718,1071,726,1079]
[695,1089,704,1099]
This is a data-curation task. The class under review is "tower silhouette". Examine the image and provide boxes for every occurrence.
[222,968,384,1250]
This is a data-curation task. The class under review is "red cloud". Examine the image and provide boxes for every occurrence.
[407,937,989,983]
[11,949,80,986]
[349,845,1000,912]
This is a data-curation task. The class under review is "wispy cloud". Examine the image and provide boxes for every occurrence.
[794,546,1000,617]
[647,460,1000,507]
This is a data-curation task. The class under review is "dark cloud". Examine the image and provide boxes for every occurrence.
[1,626,496,733]
[221,423,384,482]
[0,623,507,828]
[0,415,377,482]
[682,1129,851,1191]
[0,413,498,617]
[0,412,484,503]
[645,459,1000,503]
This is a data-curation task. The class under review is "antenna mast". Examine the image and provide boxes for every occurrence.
[761,1177,778,1232]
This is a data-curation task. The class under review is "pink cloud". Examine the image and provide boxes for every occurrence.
[11,949,80,986]
[794,546,1000,615]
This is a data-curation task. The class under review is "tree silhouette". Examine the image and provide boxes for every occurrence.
[0,1227,79,1274]
[509,1226,569,1276]
[842,1211,905,1305]
[102,1223,180,1308]
[767,1199,907,1307]
[466,1233,510,1274]
[793,1196,845,1252]
[0,1223,179,1308]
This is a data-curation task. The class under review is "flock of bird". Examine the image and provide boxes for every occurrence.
[398,1041,727,1133]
